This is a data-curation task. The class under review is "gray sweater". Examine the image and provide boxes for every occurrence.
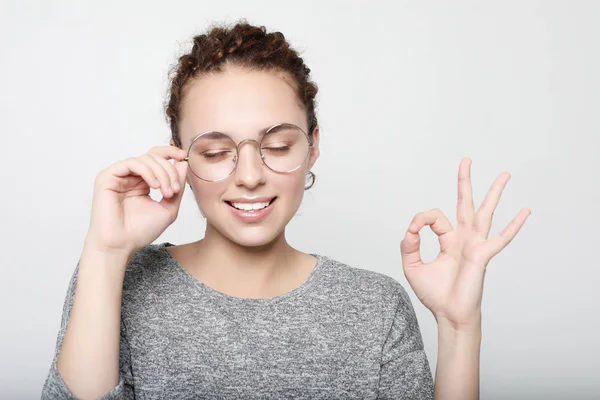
[41,242,434,399]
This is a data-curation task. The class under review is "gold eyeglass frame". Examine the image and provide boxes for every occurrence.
[183,122,314,182]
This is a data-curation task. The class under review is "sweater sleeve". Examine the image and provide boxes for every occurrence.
[40,262,135,399]
[377,279,434,400]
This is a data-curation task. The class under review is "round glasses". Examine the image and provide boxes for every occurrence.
[184,123,313,182]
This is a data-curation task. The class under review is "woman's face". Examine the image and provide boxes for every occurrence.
[174,66,320,248]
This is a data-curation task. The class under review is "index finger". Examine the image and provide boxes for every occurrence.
[402,209,453,268]
[148,145,188,161]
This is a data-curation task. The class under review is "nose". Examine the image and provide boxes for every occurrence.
[233,139,266,189]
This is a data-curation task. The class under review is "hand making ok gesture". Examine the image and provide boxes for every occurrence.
[400,158,531,330]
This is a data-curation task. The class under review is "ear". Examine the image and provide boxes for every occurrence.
[307,126,320,170]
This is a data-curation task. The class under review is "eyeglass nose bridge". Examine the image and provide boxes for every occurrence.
[235,138,266,163]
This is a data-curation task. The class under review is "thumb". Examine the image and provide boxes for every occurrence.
[400,229,424,269]
[174,160,189,187]
[159,160,188,212]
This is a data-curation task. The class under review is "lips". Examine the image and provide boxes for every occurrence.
[224,197,277,223]
[224,197,276,210]
[226,198,276,211]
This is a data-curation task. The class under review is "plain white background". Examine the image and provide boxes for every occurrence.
[1,1,598,399]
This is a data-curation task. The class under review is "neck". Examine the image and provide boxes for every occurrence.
[191,223,301,297]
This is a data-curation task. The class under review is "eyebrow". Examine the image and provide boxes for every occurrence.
[196,132,232,140]
[196,123,292,139]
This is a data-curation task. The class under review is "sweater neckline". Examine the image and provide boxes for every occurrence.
[158,242,325,306]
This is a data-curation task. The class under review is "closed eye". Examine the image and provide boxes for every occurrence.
[203,151,232,158]
[262,146,290,152]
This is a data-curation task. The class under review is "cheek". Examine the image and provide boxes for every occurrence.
[276,170,306,203]
[192,181,226,209]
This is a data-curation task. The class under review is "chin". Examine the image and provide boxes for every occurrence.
[222,225,285,249]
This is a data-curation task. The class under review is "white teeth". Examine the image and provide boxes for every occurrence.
[231,201,270,211]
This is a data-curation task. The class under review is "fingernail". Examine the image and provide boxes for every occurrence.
[409,223,418,232]
[173,182,180,191]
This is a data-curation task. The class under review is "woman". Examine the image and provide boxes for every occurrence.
[41,21,530,399]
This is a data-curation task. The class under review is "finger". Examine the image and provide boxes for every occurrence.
[147,152,181,193]
[485,208,531,258]
[174,159,189,186]
[475,172,511,239]
[408,208,454,237]
[158,161,188,214]
[400,229,423,269]
[103,158,161,191]
[150,145,188,194]
[141,154,174,198]
[149,145,188,161]
[404,209,454,263]
[457,158,475,227]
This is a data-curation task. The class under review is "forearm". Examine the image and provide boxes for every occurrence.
[57,240,131,399]
[433,317,482,400]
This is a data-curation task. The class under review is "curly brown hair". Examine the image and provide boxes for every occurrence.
[164,21,319,188]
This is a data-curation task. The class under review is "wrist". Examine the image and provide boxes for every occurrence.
[437,316,482,350]
[80,240,134,276]
[83,236,135,260]
[436,312,482,334]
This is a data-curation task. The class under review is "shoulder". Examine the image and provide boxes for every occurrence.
[315,255,420,341]
[126,242,171,272]
[121,242,175,291]
[315,254,413,308]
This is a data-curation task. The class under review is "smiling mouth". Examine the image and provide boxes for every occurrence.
[225,197,277,211]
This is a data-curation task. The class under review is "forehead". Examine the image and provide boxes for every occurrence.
[179,66,306,145]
